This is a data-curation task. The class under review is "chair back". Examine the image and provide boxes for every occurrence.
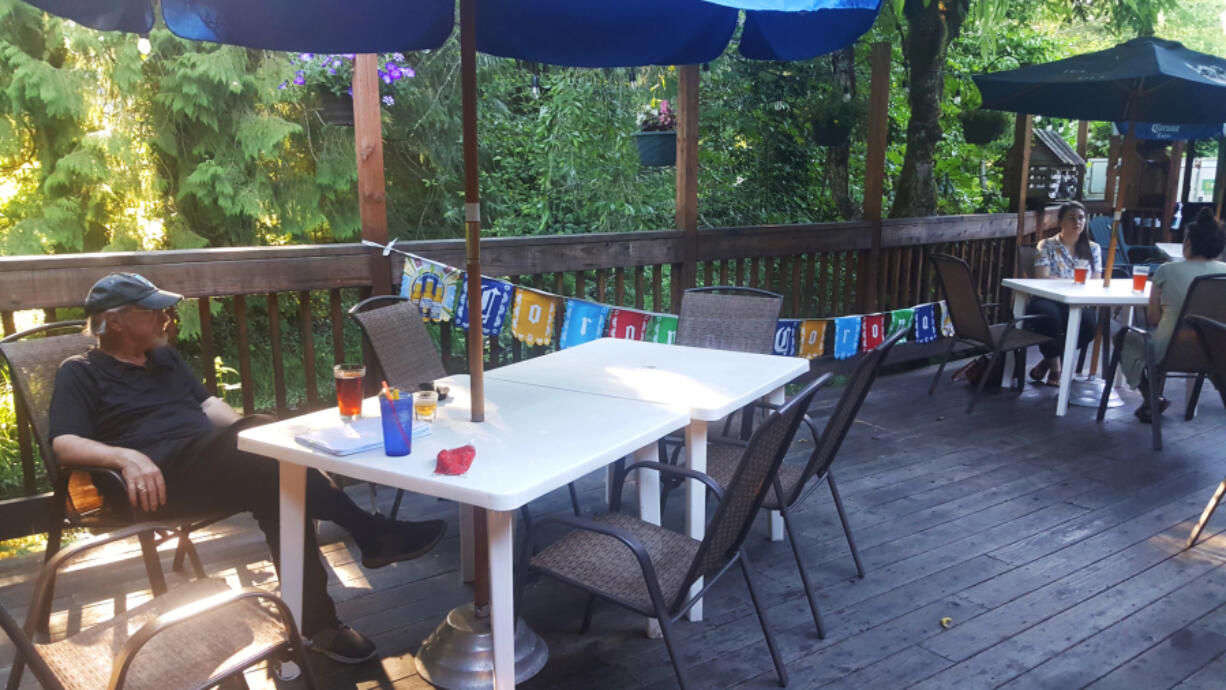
[1087,216,1114,252]
[1016,245,1037,279]
[0,322,92,482]
[1186,316,1226,400]
[673,374,830,612]
[785,329,903,507]
[1161,273,1226,374]
[348,296,447,390]
[675,286,782,354]
[929,254,994,345]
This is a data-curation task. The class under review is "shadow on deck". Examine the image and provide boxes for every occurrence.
[3,363,1226,689]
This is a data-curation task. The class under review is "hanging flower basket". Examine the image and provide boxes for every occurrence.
[633,130,676,167]
[319,89,354,126]
[959,110,1010,144]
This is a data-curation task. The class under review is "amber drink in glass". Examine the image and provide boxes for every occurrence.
[334,364,365,421]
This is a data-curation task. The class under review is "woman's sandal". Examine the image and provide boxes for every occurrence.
[1029,362,1049,382]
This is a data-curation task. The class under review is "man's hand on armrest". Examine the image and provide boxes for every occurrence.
[201,395,242,428]
[50,435,166,513]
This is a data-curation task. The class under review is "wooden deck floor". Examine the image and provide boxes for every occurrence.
[4,363,1226,689]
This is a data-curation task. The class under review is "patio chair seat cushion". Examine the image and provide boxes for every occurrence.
[989,322,1051,351]
[704,442,807,510]
[530,512,701,615]
[38,578,286,690]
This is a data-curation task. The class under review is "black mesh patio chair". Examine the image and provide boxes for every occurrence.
[1184,316,1226,548]
[927,253,1054,413]
[524,376,827,689]
[348,296,579,532]
[0,525,316,690]
[0,322,224,584]
[704,329,904,637]
[1097,274,1226,451]
[655,286,784,488]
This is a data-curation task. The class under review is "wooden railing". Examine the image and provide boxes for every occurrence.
[0,209,1058,539]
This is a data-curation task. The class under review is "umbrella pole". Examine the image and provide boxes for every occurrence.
[1102,121,1138,287]
[461,0,484,424]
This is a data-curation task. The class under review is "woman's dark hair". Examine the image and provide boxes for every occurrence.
[1058,201,1094,263]
[1187,207,1226,259]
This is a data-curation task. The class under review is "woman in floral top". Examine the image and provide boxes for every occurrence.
[1024,201,1103,386]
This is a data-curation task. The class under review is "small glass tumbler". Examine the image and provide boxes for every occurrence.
[414,390,439,423]
[1132,265,1149,293]
[1073,259,1090,285]
[379,396,413,457]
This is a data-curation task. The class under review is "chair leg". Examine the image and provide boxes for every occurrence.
[389,489,406,520]
[1013,347,1027,392]
[780,505,825,638]
[928,338,957,396]
[1149,369,1164,451]
[138,530,168,596]
[1097,333,1125,422]
[656,606,691,690]
[579,594,598,634]
[967,349,1002,414]
[568,482,581,516]
[177,529,206,579]
[1186,374,1205,421]
[1187,478,1226,549]
[738,553,789,686]
[826,472,864,579]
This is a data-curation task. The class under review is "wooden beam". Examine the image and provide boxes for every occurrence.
[676,64,700,291]
[859,42,891,313]
[1076,120,1089,200]
[353,54,392,297]
[1162,140,1185,242]
[1014,114,1033,247]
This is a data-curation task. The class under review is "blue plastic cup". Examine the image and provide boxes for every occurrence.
[379,397,413,456]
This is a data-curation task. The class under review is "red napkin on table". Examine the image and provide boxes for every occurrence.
[436,444,476,475]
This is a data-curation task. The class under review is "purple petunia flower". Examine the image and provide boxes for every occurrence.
[278,82,287,90]
[342,53,356,60]
[347,87,353,96]
[299,53,313,61]
[382,95,395,106]
[328,68,337,75]
[403,67,415,78]
[381,72,392,85]
[386,64,402,81]
[293,70,305,85]
[332,59,341,68]
[392,52,405,62]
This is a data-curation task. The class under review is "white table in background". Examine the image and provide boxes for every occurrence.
[237,375,687,690]
[486,337,809,621]
[1156,243,1185,261]
[1003,278,1150,416]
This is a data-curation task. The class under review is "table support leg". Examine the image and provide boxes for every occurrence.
[767,387,786,542]
[1006,291,1028,387]
[460,503,476,583]
[1057,305,1082,416]
[685,420,708,622]
[635,444,663,638]
[278,462,307,627]
[488,509,516,690]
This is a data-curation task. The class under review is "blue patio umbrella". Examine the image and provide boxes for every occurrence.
[973,37,1226,283]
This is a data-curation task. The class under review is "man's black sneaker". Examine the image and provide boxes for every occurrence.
[361,519,447,569]
[306,624,377,664]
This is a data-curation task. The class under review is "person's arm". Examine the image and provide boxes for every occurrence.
[1035,265,1051,279]
[1146,282,1163,327]
[50,435,166,513]
[201,395,243,427]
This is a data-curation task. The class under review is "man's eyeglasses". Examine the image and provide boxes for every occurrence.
[127,306,178,321]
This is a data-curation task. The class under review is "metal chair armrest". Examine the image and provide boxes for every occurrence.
[616,461,725,502]
[110,587,302,690]
[0,601,63,690]
[26,524,177,638]
[0,320,87,344]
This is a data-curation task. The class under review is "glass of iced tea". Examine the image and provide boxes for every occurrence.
[414,390,438,423]
[333,364,365,421]
[1132,265,1149,293]
[1073,259,1089,285]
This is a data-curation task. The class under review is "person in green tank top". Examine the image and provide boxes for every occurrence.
[1120,207,1226,422]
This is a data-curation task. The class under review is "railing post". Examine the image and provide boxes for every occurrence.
[676,64,699,293]
[858,42,890,313]
[1014,114,1033,249]
[353,54,392,297]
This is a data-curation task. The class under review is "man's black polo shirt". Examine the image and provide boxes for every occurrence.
[49,347,215,467]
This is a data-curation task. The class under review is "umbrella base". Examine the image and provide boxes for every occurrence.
[415,603,548,689]
[1068,375,1124,408]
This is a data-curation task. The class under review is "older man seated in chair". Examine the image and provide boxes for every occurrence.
[48,273,446,664]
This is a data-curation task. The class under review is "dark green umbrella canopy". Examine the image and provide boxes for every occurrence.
[974,36,1226,124]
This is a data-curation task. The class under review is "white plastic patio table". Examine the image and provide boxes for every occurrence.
[485,337,809,621]
[1002,278,1150,416]
[237,374,687,690]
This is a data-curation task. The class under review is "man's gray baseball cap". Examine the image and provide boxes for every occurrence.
[85,273,183,315]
